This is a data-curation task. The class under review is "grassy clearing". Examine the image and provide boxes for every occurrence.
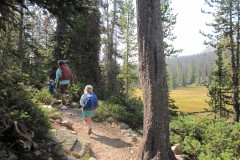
[134,86,210,113]
[170,86,210,113]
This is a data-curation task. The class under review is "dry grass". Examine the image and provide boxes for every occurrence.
[169,86,210,113]
[134,86,210,113]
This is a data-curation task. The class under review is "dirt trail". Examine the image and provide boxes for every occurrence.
[52,107,141,160]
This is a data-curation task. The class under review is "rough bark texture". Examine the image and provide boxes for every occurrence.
[136,0,176,159]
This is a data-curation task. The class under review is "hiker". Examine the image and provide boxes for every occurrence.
[80,85,98,135]
[55,60,72,105]
[49,79,55,96]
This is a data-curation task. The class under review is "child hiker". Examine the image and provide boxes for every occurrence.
[49,79,55,96]
[80,85,98,135]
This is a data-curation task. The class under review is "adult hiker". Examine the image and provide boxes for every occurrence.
[80,85,98,135]
[55,60,73,105]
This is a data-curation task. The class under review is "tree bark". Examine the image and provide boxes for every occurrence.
[229,2,239,122]
[51,18,67,77]
[235,0,240,122]
[136,0,176,159]
[54,18,67,61]
[107,0,118,95]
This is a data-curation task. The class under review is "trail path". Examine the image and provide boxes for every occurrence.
[51,107,141,160]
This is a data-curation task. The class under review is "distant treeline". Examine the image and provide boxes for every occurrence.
[167,49,217,88]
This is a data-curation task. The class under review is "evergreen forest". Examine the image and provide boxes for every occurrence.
[167,47,217,88]
[0,0,240,159]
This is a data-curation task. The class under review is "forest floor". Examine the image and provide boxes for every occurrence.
[51,106,141,160]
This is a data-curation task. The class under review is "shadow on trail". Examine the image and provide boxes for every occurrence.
[90,133,133,148]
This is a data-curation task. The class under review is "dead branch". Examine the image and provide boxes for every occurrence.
[14,121,34,142]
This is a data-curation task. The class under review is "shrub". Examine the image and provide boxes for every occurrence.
[67,83,85,102]
[170,116,240,160]
[32,87,54,105]
[168,97,179,117]
[29,71,49,89]
[199,120,240,160]
[95,93,143,129]
[0,62,50,160]
[170,116,207,145]
[182,136,202,159]
[95,101,131,122]
[0,81,50,137]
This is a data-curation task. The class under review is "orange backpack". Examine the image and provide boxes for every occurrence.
[58,60,73,80]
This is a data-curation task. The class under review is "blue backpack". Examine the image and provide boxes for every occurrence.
[83,93,98,110]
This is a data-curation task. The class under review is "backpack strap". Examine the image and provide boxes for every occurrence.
[90,94,94,109]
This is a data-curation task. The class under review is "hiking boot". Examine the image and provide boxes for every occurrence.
[87,128,92,135]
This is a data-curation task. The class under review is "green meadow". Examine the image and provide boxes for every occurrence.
[169,86,210,113]
[134,86,210,113]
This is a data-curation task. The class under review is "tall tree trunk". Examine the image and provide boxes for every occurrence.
[18,4,25,72]
[136,0,176,159]
[218,48,223,118]
[235,0,240,122]
[52,18,67,76]
[110,0,117,93]
[126,7,130,101]
[126,46,129,101]
[106,0,118,96]
[54,18,67,62]
[229,2,239,122]
[84,13,100,85]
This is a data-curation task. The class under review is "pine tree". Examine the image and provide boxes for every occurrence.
[161,0,181,57]
[203,0,240,122]
[118,0,138,101]
[101,0,121,99]
[206,43,232,119]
